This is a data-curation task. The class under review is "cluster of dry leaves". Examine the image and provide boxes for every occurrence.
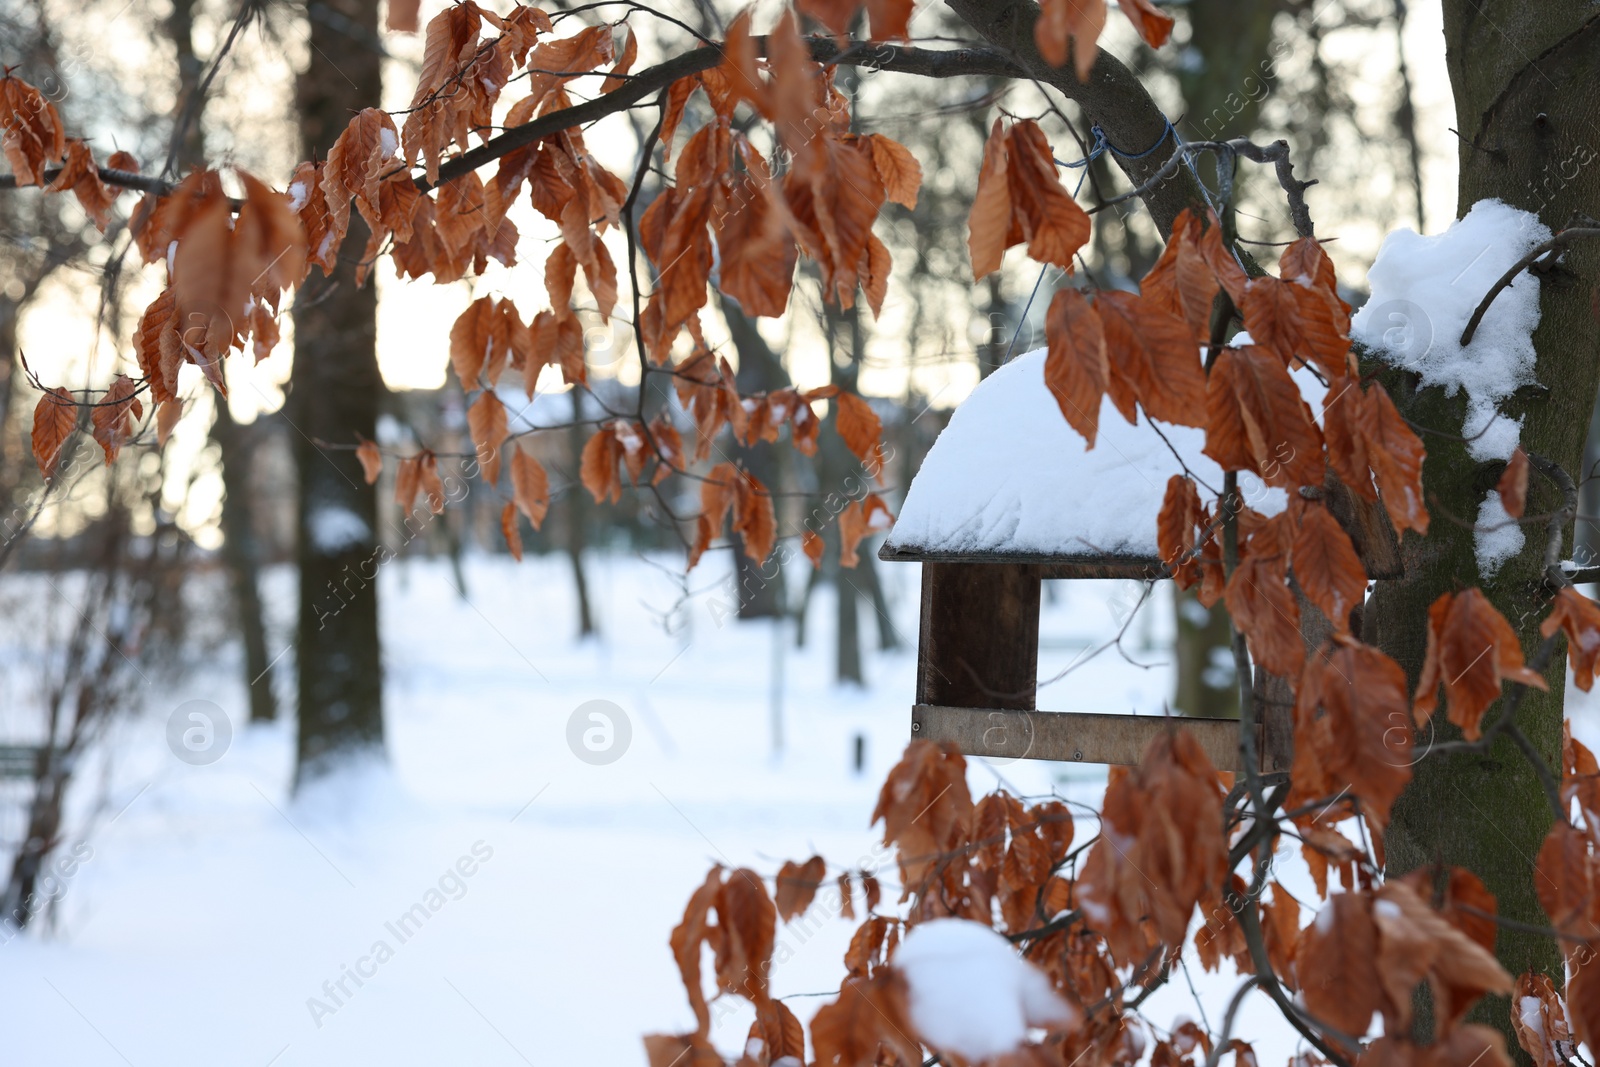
[6,0,919,574]
[650,708,1600,1067]
[641,36,1600,1067]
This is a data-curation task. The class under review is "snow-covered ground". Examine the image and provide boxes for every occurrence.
[4,551,1590,1065]
[0,552,1175,1066]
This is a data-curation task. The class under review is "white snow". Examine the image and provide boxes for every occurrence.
[884,347,1325,560]
[287,180,310,213]
[1351,199,1551,463]
[893,918,1078,1061]
[1474,489,1526,579]
[308,505,373,553]
[380,127,399,159]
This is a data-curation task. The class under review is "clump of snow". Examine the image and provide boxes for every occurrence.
[893,918,1078,1061]
[885,348,1323,560]
[287,180,310,212]
[380,126,399,159]
[1474,489,1525,579]
[1351,199,1551,462]
[308,505,373,553]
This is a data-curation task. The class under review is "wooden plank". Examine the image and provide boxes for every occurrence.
[911,704,1259,772]
[880,544,1165,580]
[916,562,1041,710]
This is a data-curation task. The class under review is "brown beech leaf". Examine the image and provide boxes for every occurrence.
[968,119,1012,280]
[1372,878,1511,1032]
[1118,0,1175,47]
[803,529,824,569]
[1568,958,1600,1057]
[1535,822,1600,945]
[1224,532,1303,677]
[1414,589,1547,740]
[1511,971,1572,1067]
[31,387,77,478]
[775,856,827,922]
[1296,892,1382,1038]
[1498,447,1529,520]
[1565,723,1600,832]
[1157,473,1204,587]
[1044,287,1109,445]
[1286,638,1412,831]
[1241,274,1352,381]
[1096,289,1207,429]
[833,391,883,467]
[1076,730,1228,964]
[356,438,383,484]
[715,160,797,319]
[1544,587,1600,692]
[386,0,422,31]
[90,375,143,465]
[416,452,445,514]
[466,390,509,484]
[0,75,66,186]
[732,469,777,565]
[1291,500,1367,632]
[872,740,974,902]
[1261,882,1301,990]
[809,973,920,1067]
[1204,345,1324,488]
[156,398,182,447]
[47,138,119,231]
[866,134,921,209]
[1359,385,1429,536]
[580,423,625,504]
[509,447,550,530]
[500,501,523,561]
[1034,0,1108,79]
[1007,120,1091,272]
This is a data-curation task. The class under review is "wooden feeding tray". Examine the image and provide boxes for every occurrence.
[879,349,1400,774]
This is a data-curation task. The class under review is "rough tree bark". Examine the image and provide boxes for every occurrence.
[291,0,386,781]
[1372,1,1600,1041]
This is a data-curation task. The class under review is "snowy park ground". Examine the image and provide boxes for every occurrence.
[1,550,1595,1065]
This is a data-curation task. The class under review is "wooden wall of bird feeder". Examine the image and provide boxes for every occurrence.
[878,349,1401,774]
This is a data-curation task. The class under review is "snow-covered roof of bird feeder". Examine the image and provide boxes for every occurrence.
[880,346,1319,579]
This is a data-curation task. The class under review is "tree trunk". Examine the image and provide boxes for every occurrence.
[722,295,788,619]
[1374,1,1600,1041]
[566,392,596,637]
[823,297,866,685]
[212,404,277,722]
[291,0,386,782]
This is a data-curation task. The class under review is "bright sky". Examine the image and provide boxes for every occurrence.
[13,0,1462,544]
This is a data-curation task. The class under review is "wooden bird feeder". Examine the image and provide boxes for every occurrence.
[879,349,1400,773]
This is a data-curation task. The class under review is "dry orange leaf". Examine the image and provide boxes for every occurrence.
[500,501,523,561]
[1044,286,1109,446]
[1498,447,1529,520]
[1543,587,1600,692]
[509,447,550,530]
[31,387,78,478]
[1291,500,1367,632]
[0,75,66,186]
[356,439,383,485]
[1414,588,1547,740]
[466,390,510,484]
[90,375,143,465]
[775,856,827,922]
[1034,0,1109,79]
